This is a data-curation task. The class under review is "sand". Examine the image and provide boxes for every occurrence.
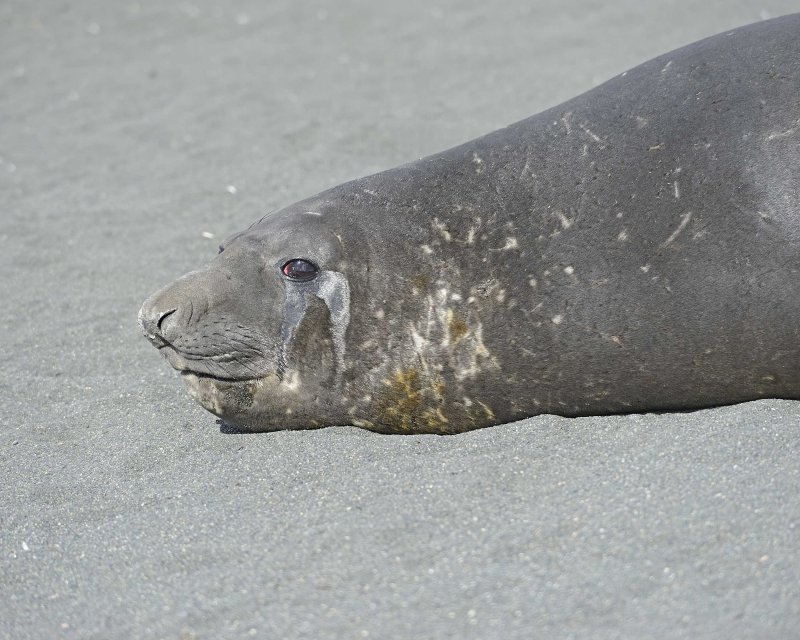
[2,1,799,638]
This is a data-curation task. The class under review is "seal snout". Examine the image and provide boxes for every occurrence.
[139,289,185,347]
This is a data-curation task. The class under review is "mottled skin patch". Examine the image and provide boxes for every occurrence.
[372,369,449,434]
[221,380,256,412]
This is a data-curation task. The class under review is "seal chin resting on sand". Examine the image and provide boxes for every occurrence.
[140,14,800,434]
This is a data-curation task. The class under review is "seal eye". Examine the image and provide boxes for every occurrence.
[281,258,319,282]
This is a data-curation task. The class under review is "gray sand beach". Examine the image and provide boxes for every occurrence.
[2,1,799,638]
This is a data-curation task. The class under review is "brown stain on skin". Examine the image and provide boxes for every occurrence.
[447,311,468,344]
[372,368,450,433]
[411,274,431,292]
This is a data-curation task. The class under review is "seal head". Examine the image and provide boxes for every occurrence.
[140,206,356,429]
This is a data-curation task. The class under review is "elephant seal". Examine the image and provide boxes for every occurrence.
[139,15,800,434]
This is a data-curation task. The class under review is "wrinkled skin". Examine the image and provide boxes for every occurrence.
[140,15,800,433]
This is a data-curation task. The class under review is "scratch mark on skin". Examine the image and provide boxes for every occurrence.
[305,211,322,216]
[561,111,573,134]
[660,212,693,249]
[766,121,799,140]
[648,143,665,151]
[519,158,535,180]
[673,181,680,199]
[477,401,495,421]
[490,237,518,252]
[661,60,673,73]
[579,123,606,147]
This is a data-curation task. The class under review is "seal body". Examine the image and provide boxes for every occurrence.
[140,15,800,433]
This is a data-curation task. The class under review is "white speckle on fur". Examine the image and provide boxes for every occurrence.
[528,277,537,288]
[563,266,575,275]
[503,237,518,250]
[551,314,564,325]
[661,60,673,73]
[617,230,628,242]
[373,308,384,320]
[281,371,301,392]
[410,326,429,351]
[640,264,651,273]
[472,152,484,174]
[554,210,573,230]
[421,244,434,255]
[432,218,452,242]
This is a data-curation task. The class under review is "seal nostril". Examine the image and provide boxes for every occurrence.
[157,308,177,332]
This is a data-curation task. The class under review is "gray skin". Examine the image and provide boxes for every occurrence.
[139,15,800,434]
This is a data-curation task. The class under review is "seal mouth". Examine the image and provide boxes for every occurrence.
[158,344,267,382]
[178,370,251,383]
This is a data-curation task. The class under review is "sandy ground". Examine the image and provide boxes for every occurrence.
[2,1,800,638]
